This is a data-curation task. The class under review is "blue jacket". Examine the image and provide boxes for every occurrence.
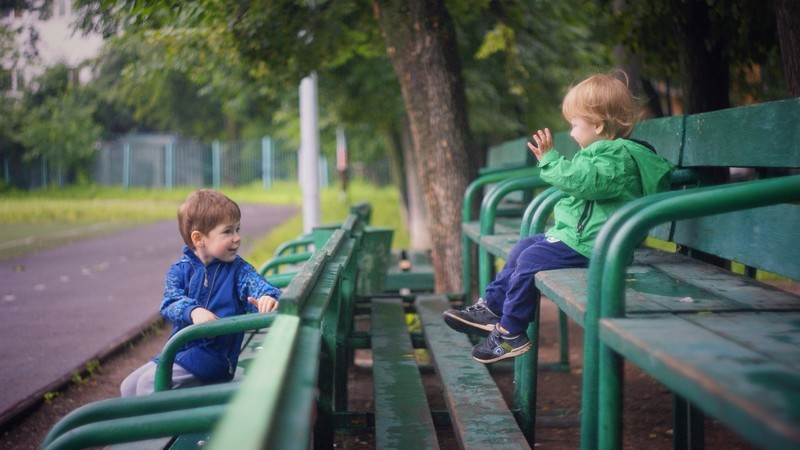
[157,246,282,383]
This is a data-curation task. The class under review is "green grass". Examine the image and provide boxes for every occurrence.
[0,181,409,263]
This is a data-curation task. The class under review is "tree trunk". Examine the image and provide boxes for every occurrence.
[372,0,478,292]
[400,116,431,250]
[673,0,730,114]
[773,0,800,96]
[384,116,430,250]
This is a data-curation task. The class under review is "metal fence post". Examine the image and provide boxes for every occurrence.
[165,141,175,189]
[212,139,221,189]
[262,136,273,189]
[122,142,131,190]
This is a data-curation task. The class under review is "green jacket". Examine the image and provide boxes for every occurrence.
[538,138,675,258]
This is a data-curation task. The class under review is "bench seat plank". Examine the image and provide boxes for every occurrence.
[535,250,800,325]
[371,298,439,449]
[478,233,518,260]
[416,295,532,450]
[462,218,522,243]
[599,312,800,450]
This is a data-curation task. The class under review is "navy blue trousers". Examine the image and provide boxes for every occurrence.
[483,234,589,334]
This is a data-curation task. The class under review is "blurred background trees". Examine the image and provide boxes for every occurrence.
[1,0,796,289]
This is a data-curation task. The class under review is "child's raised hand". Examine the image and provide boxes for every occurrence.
[527,128,553,160]
[190,307,218,324]
[248,295,279,313]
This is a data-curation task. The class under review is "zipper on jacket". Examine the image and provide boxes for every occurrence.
[576,201,594,234]
[204,265,221,308]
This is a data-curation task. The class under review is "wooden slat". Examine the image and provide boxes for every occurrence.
[671,203,800,281]
[463,219,522,243]
[535,249,800,327]
[478,233,518,260]
[371,298,439,449]
[600,313,800,450]
[682,98,800,168]
[416,295,532,450]
[640,250,800,310]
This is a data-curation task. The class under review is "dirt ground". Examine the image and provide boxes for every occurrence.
[0,300,759,450]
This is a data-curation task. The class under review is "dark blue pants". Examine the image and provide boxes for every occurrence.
[483,234,588,334]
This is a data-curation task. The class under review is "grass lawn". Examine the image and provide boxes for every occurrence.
[0,181,409,262]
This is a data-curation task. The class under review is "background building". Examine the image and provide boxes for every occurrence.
[2,0,103,97]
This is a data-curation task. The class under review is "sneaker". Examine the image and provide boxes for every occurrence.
[471,325,532,364]
[442,298,500,337]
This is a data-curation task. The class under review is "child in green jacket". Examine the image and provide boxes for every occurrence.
[444,72,675,363]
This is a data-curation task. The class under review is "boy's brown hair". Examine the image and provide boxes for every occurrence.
[561,71,640,139]
[177,189,241,248]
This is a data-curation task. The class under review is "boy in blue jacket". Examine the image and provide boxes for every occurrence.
[121,189,282,396]
[444,72,675,363]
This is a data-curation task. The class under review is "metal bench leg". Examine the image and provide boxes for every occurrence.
[673,394,705,450]
[514,298,541,443]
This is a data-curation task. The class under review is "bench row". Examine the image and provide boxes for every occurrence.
[459,98,800,449]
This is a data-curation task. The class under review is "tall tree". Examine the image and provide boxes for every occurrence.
[609,0,784,114]
[773,0,800,96]
[372,0,479,291]
[75,0,605,290]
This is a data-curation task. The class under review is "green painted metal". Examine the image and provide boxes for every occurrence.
[257,251,313,275]
[477,175,550,297]
[41,383,238,448]
[585,175,800,449]
[274,233,313,256]
[207,315,302,450]
[263,271,296,288]
[371,298,439,449]
[461,166,540,298]
[154,312,277,392]
[43,405,226,450]
[275,248,331,316]
[266,327,324,449]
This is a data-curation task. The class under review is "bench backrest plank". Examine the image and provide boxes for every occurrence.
[672,204,800,280]
[681,98,800,168]
[667,99,800,280]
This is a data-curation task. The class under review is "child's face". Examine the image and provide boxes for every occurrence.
[193,219,241,265]
[569,116,604,149]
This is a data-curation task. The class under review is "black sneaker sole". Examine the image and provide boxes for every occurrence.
[442,311,495,337]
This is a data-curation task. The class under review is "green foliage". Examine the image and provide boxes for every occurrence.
[12,64,102,185]
[43,390,60,404]
[455,0,611,144]
[604,0,784,104]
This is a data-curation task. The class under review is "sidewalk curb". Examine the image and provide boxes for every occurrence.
[0,312,164,431]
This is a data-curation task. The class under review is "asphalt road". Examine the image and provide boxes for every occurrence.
[0,203,297,426]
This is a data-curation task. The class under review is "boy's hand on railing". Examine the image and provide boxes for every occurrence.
[249,295,279,313]
[190,307,218,324]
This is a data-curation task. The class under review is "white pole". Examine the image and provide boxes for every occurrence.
[299,73,320,233]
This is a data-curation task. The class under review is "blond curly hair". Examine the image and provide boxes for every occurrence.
[561,71,640,139]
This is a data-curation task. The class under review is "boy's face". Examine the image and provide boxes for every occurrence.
[192,219,241,265]
[569,116,603,149]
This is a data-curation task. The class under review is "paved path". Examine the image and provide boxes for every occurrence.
[0,204,297,426]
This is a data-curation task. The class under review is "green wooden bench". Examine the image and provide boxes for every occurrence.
[530,98,800,449]
[454,98,799,449]
[40,203,388,450]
